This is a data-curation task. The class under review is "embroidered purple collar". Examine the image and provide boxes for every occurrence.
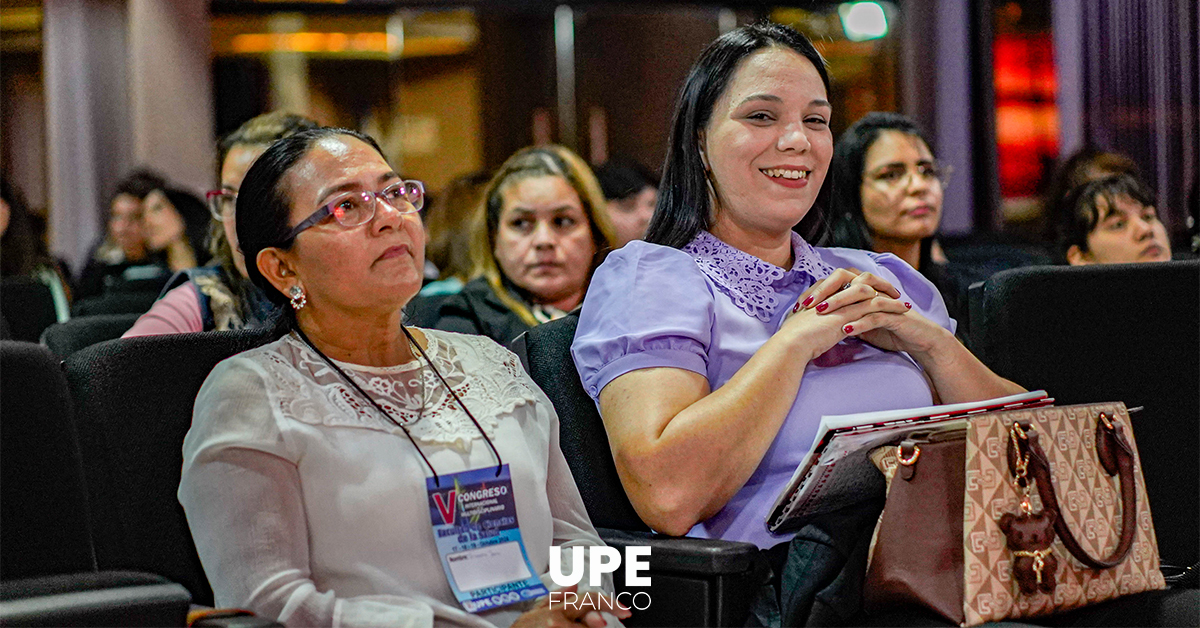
[682,230,836,322]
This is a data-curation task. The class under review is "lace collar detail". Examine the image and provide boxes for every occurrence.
[682,230,836,322]
[250,331,539,452]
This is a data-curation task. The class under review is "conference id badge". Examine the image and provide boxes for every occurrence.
[427,464,549,613]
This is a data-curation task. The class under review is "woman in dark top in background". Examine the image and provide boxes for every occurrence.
[75,170,172,301]
[141,187,210,273]
[827,112,967,327]
[412,145,616,345]
[1,179,72,324]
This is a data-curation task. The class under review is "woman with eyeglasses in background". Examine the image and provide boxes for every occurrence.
[827,112,966,326]
[179,127,627,627]
[125,112,318,337]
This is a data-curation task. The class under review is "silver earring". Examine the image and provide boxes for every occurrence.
[288,285,307,310]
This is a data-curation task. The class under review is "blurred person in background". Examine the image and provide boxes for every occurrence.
[142,187,209,273]
[1056,173,1172,265]
[594,159,657,247]
[420,170,491,296]
[1041,148,1140,247]
[1,179,71,322]
[125,112,318,337]
[75,169,171,300]
[827,112,965,325]
[411,145,616,345]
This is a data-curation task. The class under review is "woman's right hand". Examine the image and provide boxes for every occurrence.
[781,268,909,360]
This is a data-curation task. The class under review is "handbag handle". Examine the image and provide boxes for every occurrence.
[1007,413,1137,570]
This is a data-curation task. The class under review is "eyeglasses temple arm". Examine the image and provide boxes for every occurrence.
[283,207,331,242]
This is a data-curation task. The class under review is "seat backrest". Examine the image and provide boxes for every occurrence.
[969,260,1199,568]
[63,327,278,605]
[0,571,191,627]
[71,291,160,317]
[512,316,650,532]
[40,313,142,358]
[0,341,95,579]
[0,278,59,343]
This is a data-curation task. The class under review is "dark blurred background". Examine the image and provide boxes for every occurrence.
[2,0,1196,273]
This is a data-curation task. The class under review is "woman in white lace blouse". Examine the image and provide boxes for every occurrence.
[179,128,628,628]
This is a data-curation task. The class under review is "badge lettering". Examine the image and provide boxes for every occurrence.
[433,490,457,525]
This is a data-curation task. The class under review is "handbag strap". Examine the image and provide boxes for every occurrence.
[1012,413,1138,570]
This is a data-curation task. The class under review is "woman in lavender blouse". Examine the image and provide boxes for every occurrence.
[571,24,1023,553]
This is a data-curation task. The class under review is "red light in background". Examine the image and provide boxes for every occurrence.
[994,32,1058,198]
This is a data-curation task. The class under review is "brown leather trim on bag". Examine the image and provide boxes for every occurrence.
[1016,416,1138,570]
[864,436,967,625]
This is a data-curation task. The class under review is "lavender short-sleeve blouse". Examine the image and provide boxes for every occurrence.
[571,231,956,549]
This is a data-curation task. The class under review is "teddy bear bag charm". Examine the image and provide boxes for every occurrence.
[999,421,1059,595]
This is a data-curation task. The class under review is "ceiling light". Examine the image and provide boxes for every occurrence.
[839,2,889,42]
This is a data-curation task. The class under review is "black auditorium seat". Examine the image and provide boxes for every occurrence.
[40,313,142,358]
[0,341,192,626]
[1,341,96,579]
[511,315,763,627]
[64,327,279,607]
[0,278,60,343]
[969,260,1200,578]
[71,290,161,317]
[0,571,190,627]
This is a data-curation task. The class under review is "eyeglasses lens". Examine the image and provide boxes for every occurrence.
[401,181,425,211]
[207,192,236,221]
[324,180,426,228]
[332,194,373,227]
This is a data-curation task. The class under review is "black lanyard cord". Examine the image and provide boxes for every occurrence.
[292,326,503,486]
[401,326,504,478]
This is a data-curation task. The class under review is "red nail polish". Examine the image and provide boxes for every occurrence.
[904,301,912,309]
[843,324,853,334]
[792,302,801,313]
[816,301,829,313]
[801,295,814,307]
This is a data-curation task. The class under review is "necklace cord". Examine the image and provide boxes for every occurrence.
[292,326,504,485]
[402,326,504,477]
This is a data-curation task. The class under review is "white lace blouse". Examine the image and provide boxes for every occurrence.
[180,329,612,627]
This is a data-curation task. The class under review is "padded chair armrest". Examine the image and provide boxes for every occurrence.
[189,606,285,627]
[598,528,759,575]
[0,571,191,627]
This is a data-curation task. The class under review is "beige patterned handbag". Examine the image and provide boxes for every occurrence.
[864,402,1166,626]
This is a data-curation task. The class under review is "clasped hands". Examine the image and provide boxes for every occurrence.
[783,267,947,359]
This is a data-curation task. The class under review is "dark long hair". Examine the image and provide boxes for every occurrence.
[645,22,832,249]
[1,179,53,277]
[160,188,212,265]
[828,111,936,253]
[235,127,387,321]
